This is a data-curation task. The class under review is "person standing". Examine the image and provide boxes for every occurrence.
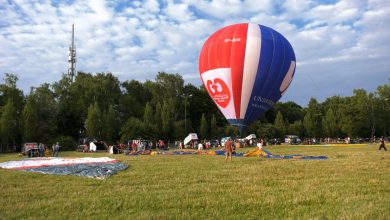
[51,144,55,157]
[224,137,234,162]
[38,143,45,157]
[159,140,165,150]
[41,143,46,157]
[379,137,387,151]
[52,142,60,157]
[131,141,137,152]
[257,139,263,149]
[198,141,203,151]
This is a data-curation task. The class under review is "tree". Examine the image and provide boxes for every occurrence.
[321,95,345,137]
[85,102,102,139]
[155,72,184,120]
[32,84,58,143]
[161,101,172,139]
[274,111,286,138]
[143,102,154,125]
[0,100,17,151]
[256,123,277,140]
[155,102,162,136]
[210,115,218,139]
[288,120,304,137]
[52,75,83,138]
[143,102,158,139]
[102,105,117,144]
[0,73,24,110]
[376,79,390,137]
[120,117,145,142]
[0,73,24,148]
[21,96,38,142]
[304,98,322,138]
[199,113,208,139]
[303,111,314,137]
[339,90,371,137]
[272,101,304,123]
[120,80,148,120]
[323,109,338,137]
[225,125,238,137]
[3,70,389,153]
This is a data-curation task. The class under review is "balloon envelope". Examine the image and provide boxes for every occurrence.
[199,23,296,133]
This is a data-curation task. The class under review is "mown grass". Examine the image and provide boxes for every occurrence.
[0,144,389,219]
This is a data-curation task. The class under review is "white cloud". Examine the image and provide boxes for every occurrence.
[185,0,273,20]
[165,1,194,22]
[0,0,389,106]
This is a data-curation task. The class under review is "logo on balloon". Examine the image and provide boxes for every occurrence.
[206,78,231,108]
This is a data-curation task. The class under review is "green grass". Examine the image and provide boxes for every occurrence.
[0,144,389,219]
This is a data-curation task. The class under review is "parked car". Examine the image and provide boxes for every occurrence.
[284,135,302,145]
[220,136,235,147]
[210,139,220,148]
[268,138,281,145]
[21,143,39,157]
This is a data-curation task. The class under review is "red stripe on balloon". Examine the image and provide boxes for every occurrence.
[229,24,248,119]
[198,23,249,118]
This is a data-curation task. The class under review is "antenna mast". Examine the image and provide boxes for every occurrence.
[67,23,76,82]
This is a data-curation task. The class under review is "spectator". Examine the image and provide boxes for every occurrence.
[198,141,203,151]
[224,137,234,162]
[379,137,387,151]
[52,142,60,157]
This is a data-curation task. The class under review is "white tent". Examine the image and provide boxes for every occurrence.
[245,134,256,140]
[184,133,198,145]
[89,142,97,152]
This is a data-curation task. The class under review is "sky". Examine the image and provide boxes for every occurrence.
[0,0,389,106]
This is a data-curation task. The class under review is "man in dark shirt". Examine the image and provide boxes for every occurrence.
[379,137,387,151]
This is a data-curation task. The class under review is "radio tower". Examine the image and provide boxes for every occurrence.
[67,23,76,82]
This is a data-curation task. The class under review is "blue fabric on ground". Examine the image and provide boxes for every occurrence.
[264,154,327,160]
[214,150,225,155]
[24,162,128,179]
[301,156,328,160]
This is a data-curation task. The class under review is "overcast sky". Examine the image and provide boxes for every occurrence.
[0,0,389,106]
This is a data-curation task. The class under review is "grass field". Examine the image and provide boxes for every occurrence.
[0,144,389,219]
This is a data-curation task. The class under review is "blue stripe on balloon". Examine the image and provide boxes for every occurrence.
[226,24,296,132]
[264,26,285,101]
[266,30,288,102]
[243,25,275,123]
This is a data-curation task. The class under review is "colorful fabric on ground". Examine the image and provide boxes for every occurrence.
[244,148,268,157]
[124,149,326,160]
[258,149,328,160]
[0,157,127,179]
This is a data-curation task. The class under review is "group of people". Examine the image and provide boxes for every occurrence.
[112,135,387,161]
[123,140,167,152]
[35,142,61,157]
[223,138,264,162]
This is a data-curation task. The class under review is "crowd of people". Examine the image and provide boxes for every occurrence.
[25,135,388,162]
[24,142,61,157]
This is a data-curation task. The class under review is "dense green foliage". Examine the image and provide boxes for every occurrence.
[0,145,389,219]
[0,72,389,152]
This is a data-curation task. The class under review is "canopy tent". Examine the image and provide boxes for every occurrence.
[184,133,198,145]
[245,134,256,140]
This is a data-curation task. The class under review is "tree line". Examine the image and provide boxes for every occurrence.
[0,72,389,152]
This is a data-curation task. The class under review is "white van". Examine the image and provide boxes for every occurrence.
[284,135,302,145]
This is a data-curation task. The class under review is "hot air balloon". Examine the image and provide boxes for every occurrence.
[199,23,296,133]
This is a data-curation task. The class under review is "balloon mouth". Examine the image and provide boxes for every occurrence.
[227,119,249,134]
